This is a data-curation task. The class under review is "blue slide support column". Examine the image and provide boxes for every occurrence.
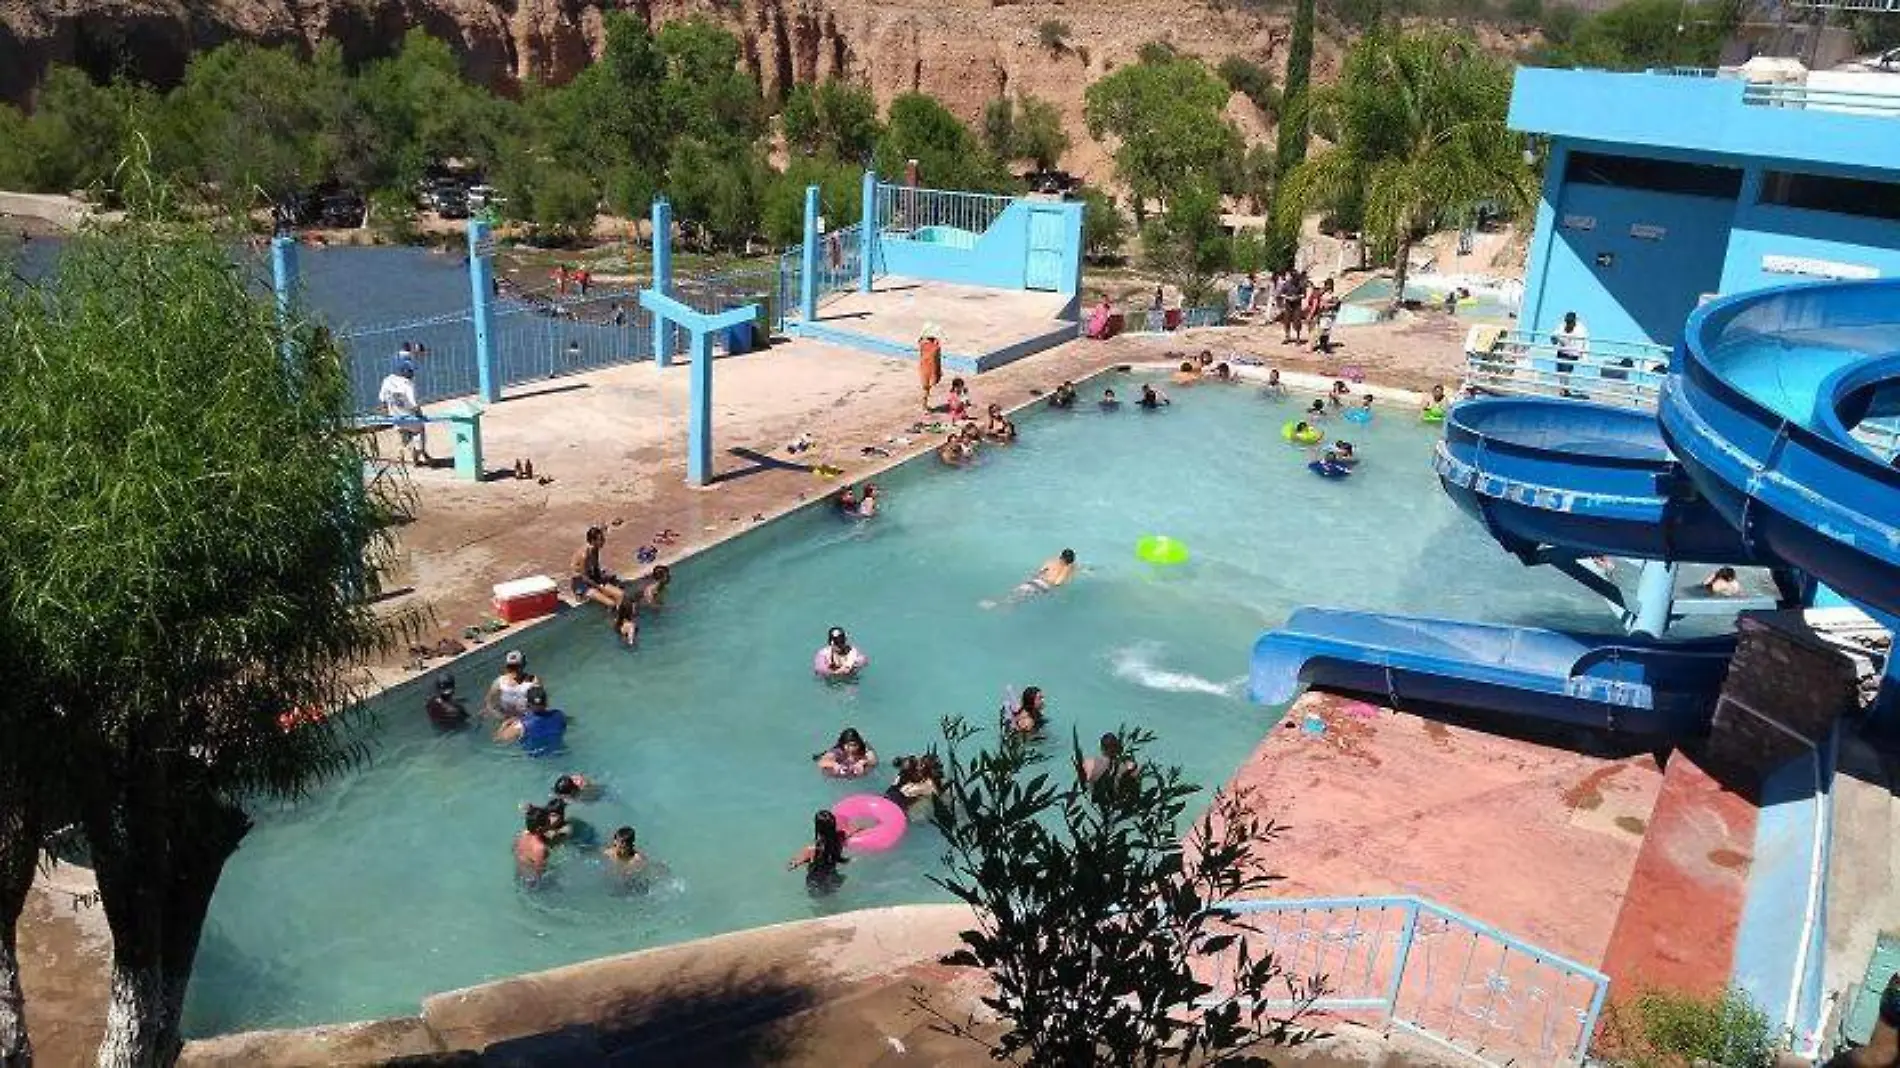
[467,218,500,402]
[859,170,877,294]
[270,234,299,370]
[1632,559,1679,637]
[652,197,675,368]
[687,330,714,485]
[800,185,820,321]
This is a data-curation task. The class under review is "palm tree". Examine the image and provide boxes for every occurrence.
[1275,29,1529,314]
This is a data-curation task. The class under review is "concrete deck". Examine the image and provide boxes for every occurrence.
[795,277,1076,372]
[1221,691,1665,968]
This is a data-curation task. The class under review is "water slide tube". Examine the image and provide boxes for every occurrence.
[1659,279,1900,624]
[1249,607,1737,736]
[1434,396,1763,566]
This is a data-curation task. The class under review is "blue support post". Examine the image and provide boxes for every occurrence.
[687,329,714,485]
[1632,559,1679,637]
[1385,898,1418,1013]
[467,219,500,403]
[1519,141,1568,336]
[652,198,675,367]
[859,170,877,294]
[270,235,298,370]
[800,185,820,321]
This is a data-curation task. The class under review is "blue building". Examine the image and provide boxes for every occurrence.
[1512,64,1900,347]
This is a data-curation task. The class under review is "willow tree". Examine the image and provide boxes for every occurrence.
[0,170,414,1067]
[1275,29,1528,312]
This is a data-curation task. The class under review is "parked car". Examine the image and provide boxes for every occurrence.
[320,192,366,228]
[467,184,505,211]
[429,183,469,220]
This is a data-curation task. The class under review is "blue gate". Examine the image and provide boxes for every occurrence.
[1025,207,1067,292]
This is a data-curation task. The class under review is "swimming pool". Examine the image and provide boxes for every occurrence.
[181,374,1615,1036]
[1337,275,1520,326]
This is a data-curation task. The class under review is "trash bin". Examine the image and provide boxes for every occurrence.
[724,321,754,355]
[442,402,485,482]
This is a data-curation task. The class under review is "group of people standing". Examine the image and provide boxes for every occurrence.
[1239,270,1341,352]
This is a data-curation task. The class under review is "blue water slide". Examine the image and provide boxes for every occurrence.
[1659,279,1900,623]
[1434,396,1762,565]
[1250,607,1737,736]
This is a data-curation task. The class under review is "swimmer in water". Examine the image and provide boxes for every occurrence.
[1213,362,1234,382]
[1700,566,1745,597]
[1424,384,1448,414]
[1292,420,1314,438]
[483,650,537,720]
[816,727,878,778]
[1002,686,1049,737]
[1329,380,1350,408]
[603,825,660,894]
[817,626,867,679]
[1100,388,1121,410]
[983,403,1010,440]
[494,685,568,754]
[1333,440,1358,466]
[838,483,878,518]
[1138,383,1171,409]
[788,809,850,896]
[516,806,553,885]
[551,773,599,803]
[938,432,968,466]
[1050,380,1078,409]
[1306,398,1327,420]
[1172,360,1200,386]
[987,549,1077,608]
[1264,368,1288,398]
[1079,733,1138,786]
[1358,393,1375,414]
[426,672,470,731]
[1310,448,1353,478]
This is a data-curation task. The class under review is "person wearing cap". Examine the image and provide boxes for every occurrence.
[425,672,470,731]
[570,525,624,608]
[483,651,538,719]
[377,354,430,466]
[918,324,943,414]
[815,626,867,679]
[494,684,568,754]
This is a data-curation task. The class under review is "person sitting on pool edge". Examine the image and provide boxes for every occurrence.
[1050,380,1078,409]
[1700,567,1745,597]
[947,377,972,422]
[817,727,878,778]
[495,684,568,754]
[426,672,469,731]
[788,809,850,896]
[1138,383,1171,410]
[571,525,624,608]
[1100,387,1120,410]
[1002,686,1049,737]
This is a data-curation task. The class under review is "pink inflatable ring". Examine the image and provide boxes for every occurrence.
[813,645,867,679]
[833,794,907,853]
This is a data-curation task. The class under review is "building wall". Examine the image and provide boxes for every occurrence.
[877,199,1084,313]
[1722,203,1900,294]
[1531,180,1737,345]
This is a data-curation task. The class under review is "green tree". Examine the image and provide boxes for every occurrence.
[1276,0,1317,180]
[536,13,669,191]
[658,18,765,145]
[984,94,1071,171]
[781,80,881,162]
[1078,186,1130,263]
[1533,0,1740,69]
[874,93,1004,192]
[1218,56,1280,120]
[761,156,863,246]
[156,42,342,206]
[1277,29,1529,312]
[10,67,156,195]
[1141,182,1233,306]
[1084,58,1241,221]
[916,721,1317,1066]
[522,165,600,242]
[354,30,511,191]
[1224,142,1277,213]
[668,139,770,250]
[0,172,412,1066]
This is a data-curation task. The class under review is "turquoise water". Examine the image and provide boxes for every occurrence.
[182,377,1614,1036]
[899,226,979,249]
[1339,277,1517,325]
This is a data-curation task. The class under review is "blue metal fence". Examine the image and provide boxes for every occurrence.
[810,223,864,308]
[1208,895,1610,1066]
[875,183,1015,238]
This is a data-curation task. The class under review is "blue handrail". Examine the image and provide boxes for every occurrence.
[1210,894,1610,1065]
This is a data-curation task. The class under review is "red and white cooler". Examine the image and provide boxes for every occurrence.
[492,576,559,623]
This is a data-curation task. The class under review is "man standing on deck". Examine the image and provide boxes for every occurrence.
[1553,311,1589,398]
[378,357,431,466]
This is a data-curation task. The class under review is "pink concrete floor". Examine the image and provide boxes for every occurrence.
[1221,692,1666,968]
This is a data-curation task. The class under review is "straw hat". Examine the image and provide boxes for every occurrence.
[920,321,943,340]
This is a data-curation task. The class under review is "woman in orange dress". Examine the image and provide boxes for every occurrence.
[918,326,944,413]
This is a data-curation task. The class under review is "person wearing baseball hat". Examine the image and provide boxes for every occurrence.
[483,650,537,719]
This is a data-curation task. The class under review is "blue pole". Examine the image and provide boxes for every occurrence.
[859,170,876,294]
[800,185,820,321]
[270,234,298,370]
[467,219,499,403]
[1632,559,1678,637]
[687,329,713,485]
[652,198,675,367]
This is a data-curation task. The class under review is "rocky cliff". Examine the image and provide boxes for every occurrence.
[0,0,1519,180]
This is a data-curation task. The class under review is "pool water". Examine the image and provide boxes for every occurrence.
[182,376,1615,1036]
[1338,277,1518,326]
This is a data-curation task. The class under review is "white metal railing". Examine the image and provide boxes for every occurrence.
[1463,327,1672,410]
[875,183,1015,240]
[1743,83,1900,117]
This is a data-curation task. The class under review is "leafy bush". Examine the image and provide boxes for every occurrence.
[1219,56,1281,119]
[1599,987,1779,1068]
[1037,19,1072,52]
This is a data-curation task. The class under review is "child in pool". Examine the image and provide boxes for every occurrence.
[788,810,851,896]
[603,825,658,894]
[1306,398,1327,420]
[817,727,878,778]
[1264,369,1288,398]
[1002,686,1049,737]
[1100,388,1121,410]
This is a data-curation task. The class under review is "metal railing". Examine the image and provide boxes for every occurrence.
[807,223,864,309]
[876,183,1015,240]
[1743,82,1900,117]
[1464,328,1672,410]
[1206,895,1610,1066]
